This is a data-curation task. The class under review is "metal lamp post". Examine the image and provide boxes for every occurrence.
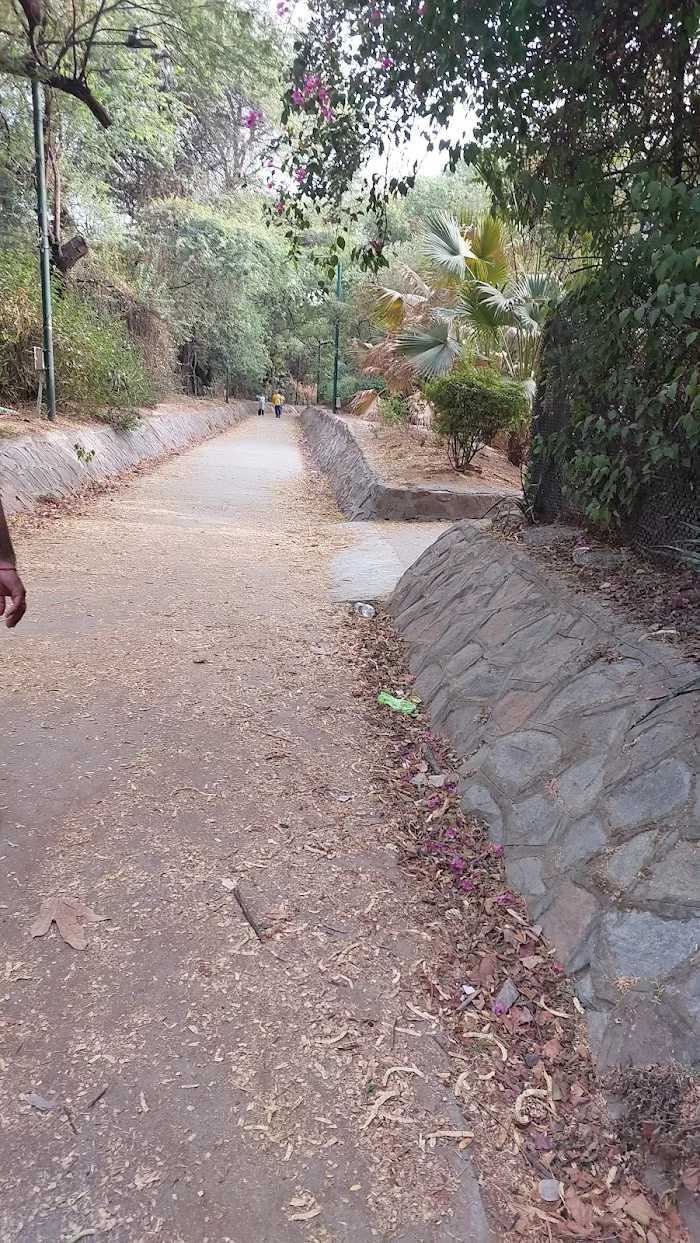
[316,339,332,404]
[331,261,342,413]
[30,31,156,423]
[31,78,57,422]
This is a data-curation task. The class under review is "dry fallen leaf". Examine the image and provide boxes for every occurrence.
[564,1187,594,1227]
[472,953,497,985]
[624,1193,658,1227]
[30,896,104,950]
[540,1036,562,1061]
[134,1169,162,1190]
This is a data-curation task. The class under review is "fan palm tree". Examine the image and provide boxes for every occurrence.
[361,213,562,390]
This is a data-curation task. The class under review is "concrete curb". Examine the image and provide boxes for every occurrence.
[300,405,517,521]
[390,519,700,1071]
[0,401,252,516]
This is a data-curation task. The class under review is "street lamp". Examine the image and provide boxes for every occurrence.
[30,29,156,423]
[332,261,342,414]
[31,79,56,422]
[316,339,332,404]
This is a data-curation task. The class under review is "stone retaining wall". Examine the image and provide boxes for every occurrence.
[300,405,515,521]
[390,520,700,1068]
[0,401,252,516]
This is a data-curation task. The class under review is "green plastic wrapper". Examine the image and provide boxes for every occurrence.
[377,691,418,715]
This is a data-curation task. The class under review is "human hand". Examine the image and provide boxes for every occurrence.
[0,566,26,628]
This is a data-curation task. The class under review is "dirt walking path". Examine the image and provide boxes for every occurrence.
[1,414,491,1243]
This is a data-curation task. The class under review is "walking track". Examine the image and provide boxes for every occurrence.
[1,413,490,1243]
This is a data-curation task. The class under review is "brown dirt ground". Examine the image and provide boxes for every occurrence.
[347,418,523,493]
[1,416,493,1243]
[1,415,695,1243]
[0,395,216,440]
[496,522,700,666]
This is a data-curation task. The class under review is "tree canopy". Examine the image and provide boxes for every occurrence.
[279,1,700,249]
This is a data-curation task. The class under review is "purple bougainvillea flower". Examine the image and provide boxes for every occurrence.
[426,842,441,854]
[291,89,304,107]
[459,877,475,893]
[551,962,564,974]
[369,7,382,21]
[295,167,308,182]
[444,827,456,840]
[490,843,504,856]
[381,55,392,67]
[449,856,465,872]
[491,1002,507,1016]
[496,892,517,906]
[321,106,335,122]
[275,200,285,214]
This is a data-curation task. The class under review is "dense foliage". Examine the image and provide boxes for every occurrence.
[280,1,699,246]
[275,1,700,531]
[0,252,154,411]
[0,0,379,412]
[532,180,700,526]
[426,365,527,471]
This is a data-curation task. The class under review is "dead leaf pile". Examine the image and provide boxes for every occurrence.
[351,608,696,1243]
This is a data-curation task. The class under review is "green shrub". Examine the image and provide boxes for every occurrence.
[95,408,142,432]
[425,366,528,471]
[378,393,412,425]
[530,179,700,527]
[0,250,155,414]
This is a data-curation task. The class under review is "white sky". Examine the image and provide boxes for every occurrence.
[270,0,475,181]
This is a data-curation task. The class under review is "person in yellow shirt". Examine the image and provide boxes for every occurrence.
[272,390,283,418]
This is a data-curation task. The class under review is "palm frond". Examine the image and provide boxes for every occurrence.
[394,261,433,298]
[348,389,380,417]
[423,212,475,280]
[356,339,419,393]
[464,215,508,285]
[397,318,462,377]
[367,287,415,330]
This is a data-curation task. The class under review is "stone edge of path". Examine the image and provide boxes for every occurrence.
[300,403,518,522]
[388,518,700,1071]
[0,401,252,517]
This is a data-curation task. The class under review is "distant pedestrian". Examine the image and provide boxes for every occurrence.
[256,394,266,416]
[272,390,283,418]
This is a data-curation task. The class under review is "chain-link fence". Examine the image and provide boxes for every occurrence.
[527,308,700,565]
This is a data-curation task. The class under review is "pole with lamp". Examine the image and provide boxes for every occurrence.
[331,261,342,413]
[30,77,56,422]
[316,338,332,404]
[30,29,156,424]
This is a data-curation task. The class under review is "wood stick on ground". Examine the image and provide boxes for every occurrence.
[233,884,264,942]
